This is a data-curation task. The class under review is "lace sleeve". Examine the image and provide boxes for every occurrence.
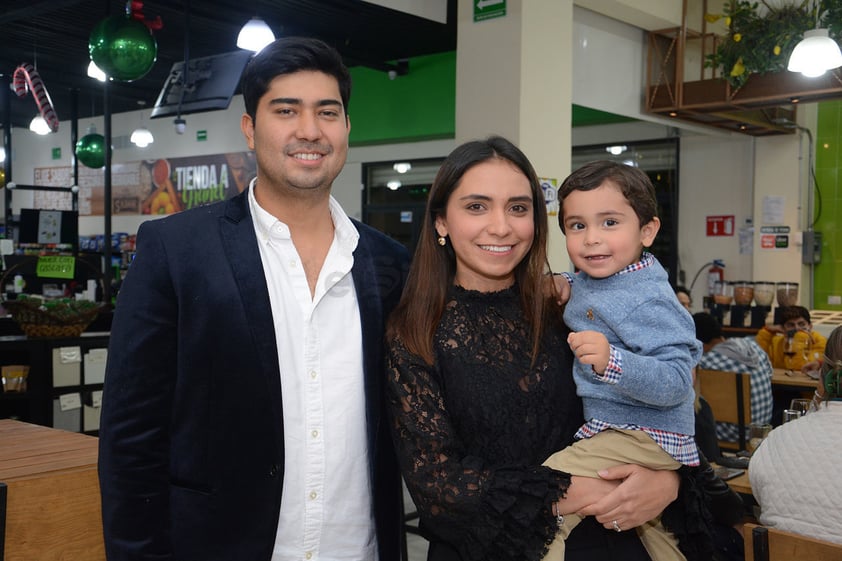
[386,338,571,561]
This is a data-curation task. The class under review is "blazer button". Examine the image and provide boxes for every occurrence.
[269,464,279,478]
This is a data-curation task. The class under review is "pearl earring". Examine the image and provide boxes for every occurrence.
[437,236,446,246]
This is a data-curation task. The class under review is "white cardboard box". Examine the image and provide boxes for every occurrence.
[52,346,81,387]
[84,348,108,384]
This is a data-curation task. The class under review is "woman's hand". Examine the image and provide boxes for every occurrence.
[548,274,571,305]
[555,475,620,515]
[577,465,679,531]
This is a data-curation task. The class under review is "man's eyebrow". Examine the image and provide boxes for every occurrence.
[267,98,343,108]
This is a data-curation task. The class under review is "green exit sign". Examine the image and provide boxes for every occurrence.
[52,147,61,160]
[474,0,506,22]
[197,130,207,141]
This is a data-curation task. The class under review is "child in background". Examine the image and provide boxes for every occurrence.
[543,160,703,561]
[756,306,826,373]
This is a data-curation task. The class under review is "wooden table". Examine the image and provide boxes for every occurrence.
[0,419,104,561]
[771,367,819,389]
[712,462,753,496]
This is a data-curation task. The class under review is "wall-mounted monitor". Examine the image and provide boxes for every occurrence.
[18,209,79,246]
[150,50,253,119]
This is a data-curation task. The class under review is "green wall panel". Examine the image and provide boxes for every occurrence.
[814,100,842,310]
[348,52,456,146]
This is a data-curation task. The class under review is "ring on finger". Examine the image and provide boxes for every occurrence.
[612,519,621,532]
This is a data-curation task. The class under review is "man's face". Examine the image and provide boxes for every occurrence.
[240,70,350,197]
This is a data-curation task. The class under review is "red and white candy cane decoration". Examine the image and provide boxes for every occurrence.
[13,62,59,133]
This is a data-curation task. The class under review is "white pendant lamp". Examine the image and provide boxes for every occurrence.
[788,28,842,78]
[131,104,154,148]
[87,60,107,82]
[237,17,275,53]
[130,127,154,148]
[29,115,52,135]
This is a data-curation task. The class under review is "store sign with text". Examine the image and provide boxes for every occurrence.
[34,152,256,216]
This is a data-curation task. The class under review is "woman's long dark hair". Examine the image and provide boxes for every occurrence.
[386,136,557,365]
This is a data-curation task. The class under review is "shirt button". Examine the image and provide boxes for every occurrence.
[309,491,317,500]
[311,429,319,438]
[310,370,317,379]
[305,553,313,560]
[268,464,279,477]
[289,260,297,267]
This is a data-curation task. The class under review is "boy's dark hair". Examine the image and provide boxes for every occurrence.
[240,36,351,122]
[557,160,658,233]
[779,305,811,325]
[693,312,722,344]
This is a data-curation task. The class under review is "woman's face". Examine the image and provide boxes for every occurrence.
[435,159,535,292]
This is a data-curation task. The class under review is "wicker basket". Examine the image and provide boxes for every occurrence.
[2,296,103,338]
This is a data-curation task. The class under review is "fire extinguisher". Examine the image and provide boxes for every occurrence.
[707,259,725,296]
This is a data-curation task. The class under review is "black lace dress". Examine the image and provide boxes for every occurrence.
[386,285,664,561]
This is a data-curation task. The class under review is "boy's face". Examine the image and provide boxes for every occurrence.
[561,180,659,279]
[783,317,811,332]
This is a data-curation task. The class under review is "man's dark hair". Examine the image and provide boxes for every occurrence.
[240,36,351,121]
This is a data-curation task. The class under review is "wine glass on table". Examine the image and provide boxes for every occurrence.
[790,398,814,416]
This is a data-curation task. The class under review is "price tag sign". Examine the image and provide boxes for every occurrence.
[59,392,82,411]
[36,255,76,279]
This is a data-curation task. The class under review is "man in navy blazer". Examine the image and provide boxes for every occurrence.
[98,37,410,560]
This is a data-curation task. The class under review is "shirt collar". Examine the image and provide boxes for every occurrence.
[617,251,655,276]
[247,177,359,251]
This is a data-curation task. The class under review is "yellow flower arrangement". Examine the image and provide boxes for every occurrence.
[705,0,842,88]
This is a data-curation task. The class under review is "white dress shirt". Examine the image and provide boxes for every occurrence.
[249,183,376,561]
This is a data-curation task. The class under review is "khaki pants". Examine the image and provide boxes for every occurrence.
[541,429,685,561]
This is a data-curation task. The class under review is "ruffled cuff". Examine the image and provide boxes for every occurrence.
[455,464,571,561]
[661,465,716,561]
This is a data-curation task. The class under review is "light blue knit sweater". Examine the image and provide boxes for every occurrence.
[563,259,703,436]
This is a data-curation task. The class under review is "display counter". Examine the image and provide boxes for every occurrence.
[0,419,104,560]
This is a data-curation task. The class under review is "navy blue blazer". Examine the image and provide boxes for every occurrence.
[98,189,410,560]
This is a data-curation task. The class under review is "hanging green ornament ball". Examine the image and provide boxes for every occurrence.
[89,15,157,82]
[76,133,106,168]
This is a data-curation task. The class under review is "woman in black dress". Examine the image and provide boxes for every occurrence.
[386,136,710,561]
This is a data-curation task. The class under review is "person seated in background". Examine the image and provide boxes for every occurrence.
[675,285,693,313]
[756,305,826,373]
[749,325,842,545]
[693,312,773,448]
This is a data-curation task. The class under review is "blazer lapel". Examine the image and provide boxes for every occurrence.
[219,190,284,446]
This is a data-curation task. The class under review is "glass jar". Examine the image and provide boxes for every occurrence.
[733,281,754,306]
[753,281,775,306]
[712,280,733,305]
[776,282,799,307]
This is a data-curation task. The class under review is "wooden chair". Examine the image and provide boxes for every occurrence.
[744,523,842,561]
[695,368,751,452]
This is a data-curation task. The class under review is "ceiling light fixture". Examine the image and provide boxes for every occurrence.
[131,103,154,147]
[29,115,52,135]
[237,16,275,53]
[130,126,154,148]
[605,145,627,156]
[87,60,107,82]
[788,1,842,79]
[386,180,402,190]
[393,162,412,173]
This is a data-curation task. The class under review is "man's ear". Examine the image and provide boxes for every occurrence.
[241,114,255,149]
